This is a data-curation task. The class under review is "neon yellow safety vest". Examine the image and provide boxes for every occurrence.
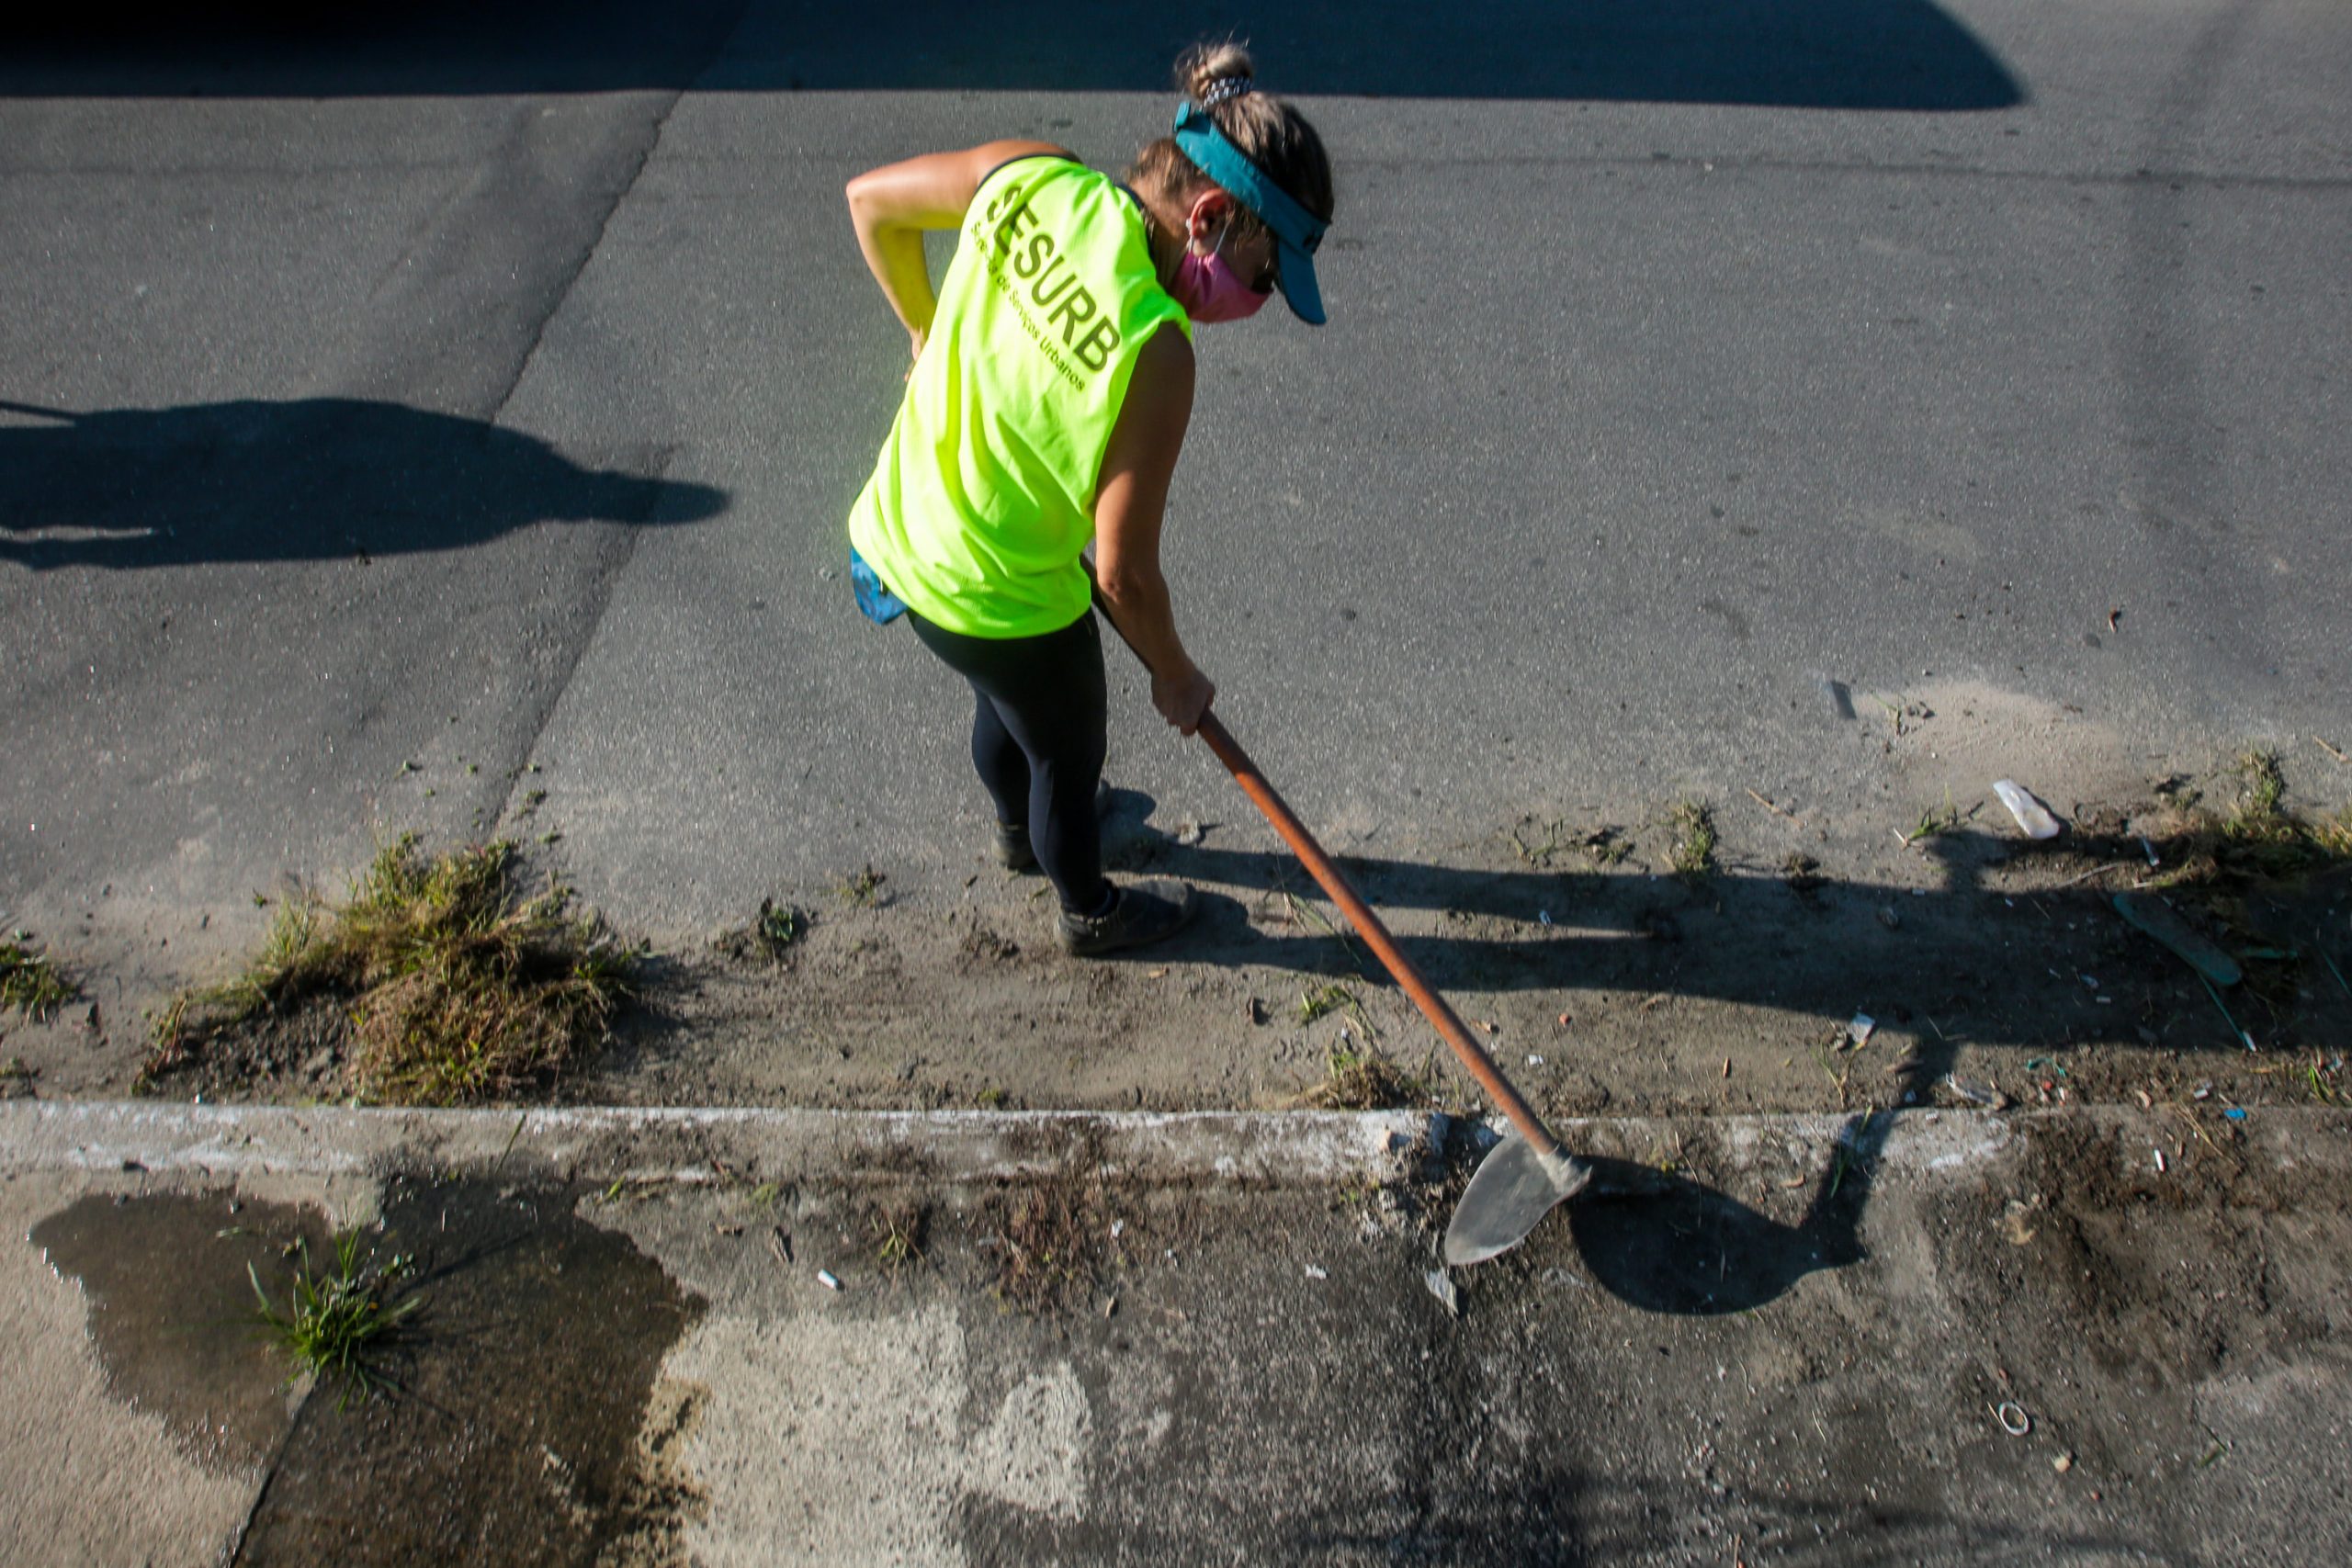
[848,157,1193,639]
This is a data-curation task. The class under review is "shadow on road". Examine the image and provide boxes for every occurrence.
[1568,1149,1872,1316]
[1132,819,2344,1315]
[3,0,2023,110]
[0,397,728,569]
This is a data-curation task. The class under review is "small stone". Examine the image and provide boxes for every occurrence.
[2054,1453,2075,1473]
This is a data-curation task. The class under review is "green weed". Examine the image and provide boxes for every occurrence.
[250,1229,423,1410]
[1297,983,1355,1025]
[2146,750,2352,888]
[754,898,807,958]
[1584,828,1633,867]
[1505,819,1575,868]
[866,1202,926,1279]
[831,865,887,907]
[1667,801,1717,881]
[1900,795,1962,847]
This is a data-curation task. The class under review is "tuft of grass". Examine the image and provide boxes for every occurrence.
[831,865,887,907]
[0,936,75,1020]
[1297,982,1355,1025]
[2256,1051,2344,1107]
[1667,800,1717,881]
[866,1201,927,1279]
[250,1229,423,1410]
[1295,1043,1428,1111]
[1584,827,1633,867]
[145,834,637,1105]
[2233,749,2287,819]
[2146,750,2352,888]
[1900,795,1962,848]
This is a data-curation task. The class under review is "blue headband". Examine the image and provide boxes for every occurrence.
[1171,100,1328,324]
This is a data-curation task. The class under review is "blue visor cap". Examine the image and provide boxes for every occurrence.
[1171,100,1328,325]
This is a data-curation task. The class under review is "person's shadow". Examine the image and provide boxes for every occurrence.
[0,397,727,569]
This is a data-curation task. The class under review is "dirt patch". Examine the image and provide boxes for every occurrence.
[1918,1110,2352,1512]
[51,736,2347,1135]
[1966,1112,2326,1381]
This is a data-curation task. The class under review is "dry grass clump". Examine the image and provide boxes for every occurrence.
[995,1167,1105,1312]
[2214,750,2352,872]
[146,834,636,1104]
[2140,750,2352,892]
[0,936,75,1020]
[1295,1043,1429,1111]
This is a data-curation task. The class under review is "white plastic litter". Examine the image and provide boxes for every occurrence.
[1993,779,2062,840]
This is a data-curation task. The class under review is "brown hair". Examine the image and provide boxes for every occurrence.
[1127,40,1334,243]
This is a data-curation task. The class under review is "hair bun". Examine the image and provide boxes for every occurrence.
[1178,39,1257,103]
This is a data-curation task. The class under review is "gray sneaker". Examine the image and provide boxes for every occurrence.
[1057,878,1194,956]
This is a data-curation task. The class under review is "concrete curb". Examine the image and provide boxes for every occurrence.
[0,1101,1442,1189]
[5,1104,2333,1189]
[4,1100,2342,1192]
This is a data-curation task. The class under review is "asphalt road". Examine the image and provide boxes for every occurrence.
[4,0,2347,978]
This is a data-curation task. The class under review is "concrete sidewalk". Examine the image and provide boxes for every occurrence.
[6,1098,2348,1564]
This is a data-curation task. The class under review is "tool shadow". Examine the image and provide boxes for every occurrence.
[1131,818,2343,1315]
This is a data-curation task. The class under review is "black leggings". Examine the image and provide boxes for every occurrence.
[907,608,1108,914]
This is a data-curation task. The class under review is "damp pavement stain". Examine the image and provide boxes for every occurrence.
[32,1190,326,1471]
[2,1176,278,1567]
[235,1177,705,1567]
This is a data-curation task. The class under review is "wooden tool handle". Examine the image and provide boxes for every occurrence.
[1192,711,1561,1156]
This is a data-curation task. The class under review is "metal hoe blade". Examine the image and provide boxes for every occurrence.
[1443,1134,1593,1267]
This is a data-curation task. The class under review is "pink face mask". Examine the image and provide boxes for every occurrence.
[1170,221,1270,324]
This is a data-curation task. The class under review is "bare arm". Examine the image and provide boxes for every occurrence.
[1094,325,1215,735]
[844,139,1066,362]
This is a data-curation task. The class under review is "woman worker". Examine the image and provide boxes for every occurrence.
[843,43,1334,956]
